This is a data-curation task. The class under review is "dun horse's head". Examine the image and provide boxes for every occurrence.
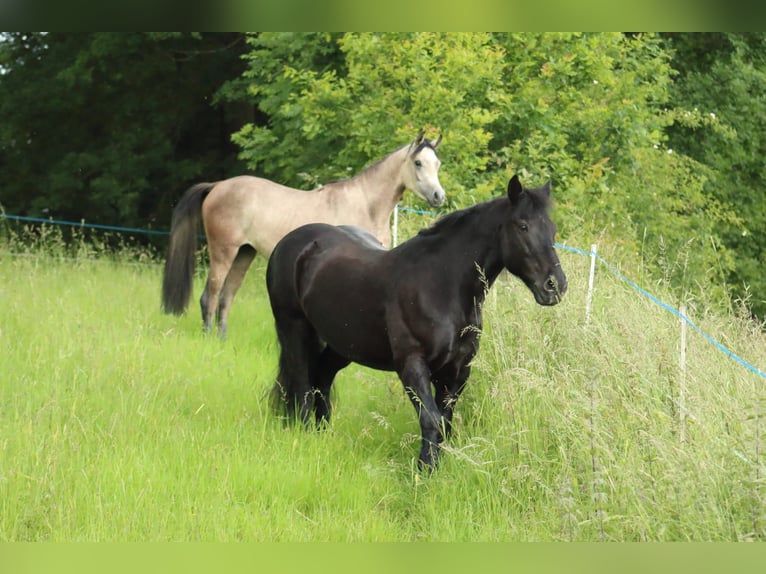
[500,175,567,306]
[402,131,446,208]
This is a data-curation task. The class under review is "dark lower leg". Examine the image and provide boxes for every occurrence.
[399,355,443,469]
[313,347,350,424]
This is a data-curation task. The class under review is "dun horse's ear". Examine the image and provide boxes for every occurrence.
[433,134,442,149]
[409,130,425,154]
[507,175,523,204]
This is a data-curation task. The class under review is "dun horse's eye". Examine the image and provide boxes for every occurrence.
[414,160,422,168]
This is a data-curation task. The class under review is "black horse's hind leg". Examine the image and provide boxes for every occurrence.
[274,316,322,425]
[313,346,350,425]
[398,354,444,470]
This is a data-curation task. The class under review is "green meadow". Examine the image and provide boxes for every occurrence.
[1,224,765,541]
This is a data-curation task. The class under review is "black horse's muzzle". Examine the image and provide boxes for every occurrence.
[532,265,567,306]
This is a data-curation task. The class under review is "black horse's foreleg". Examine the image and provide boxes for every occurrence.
[313,346,350,425]
[398,355,444,469]
[434,363,471,440]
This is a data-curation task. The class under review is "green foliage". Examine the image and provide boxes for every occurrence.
[2,32,765,315]
[665,33,766,316]
[228,32,505,196]
[0,32,247,231]
[225,32,346,188]
[489,33,738,301]
[228,32,739,307]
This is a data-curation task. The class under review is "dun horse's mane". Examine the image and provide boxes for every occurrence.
[322,138,440,188]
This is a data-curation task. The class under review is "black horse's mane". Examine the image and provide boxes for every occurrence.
[417,186,550,239]
[417,198,502,238]
[522,186,552,211]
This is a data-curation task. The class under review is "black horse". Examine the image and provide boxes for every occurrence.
[266,175,567,468]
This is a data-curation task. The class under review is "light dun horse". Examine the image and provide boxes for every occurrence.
[161,132,445,337]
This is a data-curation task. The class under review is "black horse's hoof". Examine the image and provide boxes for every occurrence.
[417,443,440,472]
[417,458,437,473]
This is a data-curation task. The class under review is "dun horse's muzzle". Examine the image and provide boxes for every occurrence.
[429,188,446,207]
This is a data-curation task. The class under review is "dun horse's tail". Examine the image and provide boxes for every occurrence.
[161,182,215,315]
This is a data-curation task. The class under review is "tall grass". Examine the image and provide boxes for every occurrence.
[1,223,764,541]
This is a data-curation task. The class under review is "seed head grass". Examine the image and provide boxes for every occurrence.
[1,224,764,540]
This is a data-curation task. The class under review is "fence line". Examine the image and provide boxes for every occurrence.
[0,213,170,236]
[2,209,765,381]
[556,241,766,381]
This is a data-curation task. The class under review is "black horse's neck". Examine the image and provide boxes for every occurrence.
[464,198,509,294]
[414,197,508,299]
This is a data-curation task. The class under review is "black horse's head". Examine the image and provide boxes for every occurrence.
[500,175,567,306]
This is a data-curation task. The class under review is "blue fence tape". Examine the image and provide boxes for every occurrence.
[556,241,766,381]
[396,206,437,216]
[2,211,764,380]
[0,213,170,236]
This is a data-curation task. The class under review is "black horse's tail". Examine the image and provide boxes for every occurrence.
[270,324,321,423]
[268,239,323,423]
[161,182,215,315]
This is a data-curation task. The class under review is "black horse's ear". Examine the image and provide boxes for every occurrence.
[542,179,551,197]
[507,175,523,204]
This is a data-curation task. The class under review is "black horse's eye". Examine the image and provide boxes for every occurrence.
[414,160,422,168]
[519,221,529,232]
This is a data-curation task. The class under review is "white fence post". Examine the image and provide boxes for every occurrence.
[585,244,598,325]
[392,205,399,248]
[679,304,687,444]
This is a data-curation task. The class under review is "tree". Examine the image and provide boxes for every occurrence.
[225,32,506,202]
[664,33,766,316]
[487,33,738,301]
[1,33,751,314]
[227,32,737,303]
[0,32,248,231]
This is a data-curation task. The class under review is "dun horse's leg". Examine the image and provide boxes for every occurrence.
[199,284,210,328]
[313,347,350,425]
[433,363,471,440]
[217,245,256,338]
[398,354,444,469]
[200,277,217,334]
[202,244,239,336]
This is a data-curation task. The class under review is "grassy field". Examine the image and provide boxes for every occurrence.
[1,224,765,541]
